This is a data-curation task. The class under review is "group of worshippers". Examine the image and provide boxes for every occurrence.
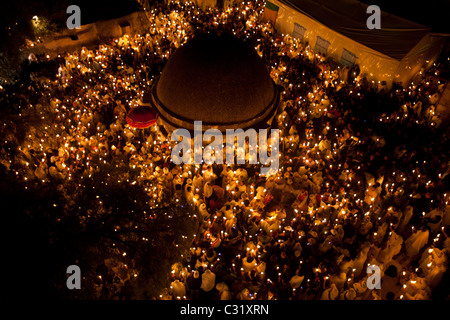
[1,0,448,300]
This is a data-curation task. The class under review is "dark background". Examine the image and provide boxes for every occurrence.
[360,0,450,33]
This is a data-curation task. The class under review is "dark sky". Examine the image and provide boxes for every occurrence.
[68,0,141,25]
[0,0,141,32]
[0,0,141,53]
[360,0,450,33]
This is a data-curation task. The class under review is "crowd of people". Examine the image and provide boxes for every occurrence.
[0,0,449,300]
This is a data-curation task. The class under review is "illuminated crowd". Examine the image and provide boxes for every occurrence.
[0,0,449,300]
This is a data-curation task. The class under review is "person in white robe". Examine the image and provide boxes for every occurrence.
[289,275,304,290]
[405,227,429,258]
[216,282,232,300]
[204,182,213,199]
[198,203,210,222]
[35,163,48,181]
[352,242,371,278]
[184,181,195,204]
[320,283,339,300]
[398,205,414,234]
[242,256,257,273]
[353,277,369,299]
[318,236,334,256]
[340,287,356,300]
[200,269,216,292]
[235,168,248,181]
[193,172,203,194]
[403,275,431,300]
[419,247,447,289]
[424,208,443,233]
[49,165,61,179]
[237,288,251,300]
[358,216,373,237]
[203,167,217,184]
[374,222,388,245]
[330,272,347,291]
[377,230,403,266]
[442,205,450,228]
[425,262,447,290]
[195,255,208,270]
[220,166,233,190]
[170,279,186,299]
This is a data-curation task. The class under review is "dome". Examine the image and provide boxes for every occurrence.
[145,32,280,132]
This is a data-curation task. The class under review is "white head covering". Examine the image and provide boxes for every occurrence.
[289,275,304,289]
[329,284,339,300]
[343,288,356,300]
[171,279,186,298]
[216,282,228,292]
[204,182,213,198]
[200,269,216,292]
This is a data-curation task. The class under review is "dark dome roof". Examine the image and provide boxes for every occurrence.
[146,33,280,131]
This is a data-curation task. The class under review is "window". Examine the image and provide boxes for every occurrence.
[119,21,131,35]
[292,23,306,40]
[314,36,330,55]
[119,21,130,28]
[340,49,357,67]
